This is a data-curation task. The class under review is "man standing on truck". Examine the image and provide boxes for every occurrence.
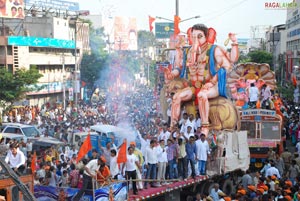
[5,143,26,174]
[195,133,210,175]
[73,156,101,200]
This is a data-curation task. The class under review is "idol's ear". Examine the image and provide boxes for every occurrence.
[207,27,216,44]
[186,27,193,45]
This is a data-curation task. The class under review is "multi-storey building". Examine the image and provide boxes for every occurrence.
[0,15,90,107]
[286,0,300,81]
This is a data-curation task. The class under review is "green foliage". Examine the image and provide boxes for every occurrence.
[138,30,156,49]
[0,67,42,105]
[248,50,273,66]
[81,53,107,89]
[277,82,294,101]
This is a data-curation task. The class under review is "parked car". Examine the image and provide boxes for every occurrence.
[1,123,41,142]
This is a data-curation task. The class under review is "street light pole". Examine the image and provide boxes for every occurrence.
[62,53,66,110]
[176,0,179,16]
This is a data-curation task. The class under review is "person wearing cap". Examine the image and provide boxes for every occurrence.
[247,185,256,196]
[236,189,247,199]
[256,188,264,200]
[130,141,144,190]
[195,133,210,176]
[73,156,101,200]
[267,175,276,191]
[96,156,111,186]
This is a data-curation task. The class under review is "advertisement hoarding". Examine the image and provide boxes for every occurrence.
[0,0,25,19]
[24,0,79,11]
[113,16,137,51]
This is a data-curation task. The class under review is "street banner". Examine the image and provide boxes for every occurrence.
[34,185,93,201]
[34,182,127,201]
[155,22,174,39]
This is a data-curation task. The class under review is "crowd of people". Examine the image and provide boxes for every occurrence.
[2,82,300,200]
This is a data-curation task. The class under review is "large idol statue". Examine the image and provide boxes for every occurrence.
[165,24,239,136]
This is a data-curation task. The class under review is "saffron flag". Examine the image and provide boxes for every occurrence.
[76,132,92,163]
[174,15,181,35]
[31,151,36,173]
[293,75,297,86]
[149,16,155,32]
[117,139,127,164]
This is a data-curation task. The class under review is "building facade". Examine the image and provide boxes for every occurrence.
[0,15,90,107]
[286,1,300,81]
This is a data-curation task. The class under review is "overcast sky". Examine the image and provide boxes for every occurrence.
[76,0,287,44]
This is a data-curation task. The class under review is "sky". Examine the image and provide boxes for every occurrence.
[75,0,288,45]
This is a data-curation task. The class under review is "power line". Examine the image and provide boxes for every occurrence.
[201,0,249,22]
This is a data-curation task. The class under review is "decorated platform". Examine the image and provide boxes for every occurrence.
[128,175,209,201]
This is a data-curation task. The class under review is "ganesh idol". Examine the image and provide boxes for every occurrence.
[165,23,239,136]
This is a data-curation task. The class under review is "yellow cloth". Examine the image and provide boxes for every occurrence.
[45,155,52,162]
[134,149,144,165]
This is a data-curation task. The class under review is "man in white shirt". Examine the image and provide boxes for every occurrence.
[184,126,195,139]
[26,139,33,155]
[179,113,189,133]
[158,123,171,144]
[68,146,78,160]
[110,149,120,179]
[136,131,150,157]
[5,143,26,173]
[156,139,168,185]
[122,146,141,195]
[73,157,101,200]
[186,114,196,133]
[266,160,281,179]
[195,134,210,175]
[144,140,159,188]
[249,82,259,108]
[195,113,201,131]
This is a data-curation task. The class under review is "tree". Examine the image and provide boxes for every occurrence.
[137,30,156,50]
[248,50,273,66]
[0,66,42,107]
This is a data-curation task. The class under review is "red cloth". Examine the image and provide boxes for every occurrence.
[31,151,36,173]
[117,140,127,164]
[76,132,92,163]
[148,16,155,32]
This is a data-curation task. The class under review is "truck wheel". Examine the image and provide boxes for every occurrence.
[222,179,234,195]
